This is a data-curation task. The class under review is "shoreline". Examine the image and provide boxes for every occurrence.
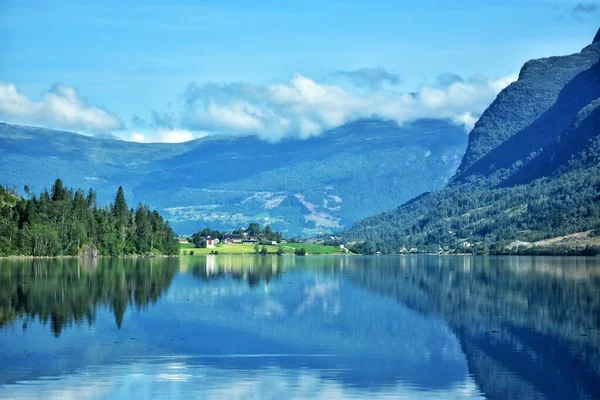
[0,254,179,260]
[0,253,350,259]
[1,252,598,260]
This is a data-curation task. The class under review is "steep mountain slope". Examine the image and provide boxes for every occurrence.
[455,42,599,181]
[453,35,600,185]
[345,28,600,253]
[0,119,467,236]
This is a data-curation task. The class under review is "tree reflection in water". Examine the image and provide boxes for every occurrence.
[1,255,598,399]
[344,256,600,400]
[0,258,178,337]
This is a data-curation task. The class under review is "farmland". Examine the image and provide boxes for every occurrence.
[179,242,344,255]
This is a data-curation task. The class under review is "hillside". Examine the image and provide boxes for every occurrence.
[0,119,467,237]
[345,28,600,254]
[454,39,600,183]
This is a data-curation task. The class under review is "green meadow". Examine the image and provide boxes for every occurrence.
[179,242,343,255]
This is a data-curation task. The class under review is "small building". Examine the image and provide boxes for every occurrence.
[206,236,216,249]
[223,234,244,244]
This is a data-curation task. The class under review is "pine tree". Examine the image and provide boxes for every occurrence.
[50,179,68,202]
[113,186,128,226]
[135,204,152,254]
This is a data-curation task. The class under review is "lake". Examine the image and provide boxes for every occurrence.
[0,255,599,399]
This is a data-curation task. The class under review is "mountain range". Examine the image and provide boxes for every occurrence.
[0,119,466,237]
[345,28,600,253]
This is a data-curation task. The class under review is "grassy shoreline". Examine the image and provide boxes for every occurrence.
[179,242,345,256]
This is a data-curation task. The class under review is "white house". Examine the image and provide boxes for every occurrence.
[223,234,244,244]
[206,236,216,249]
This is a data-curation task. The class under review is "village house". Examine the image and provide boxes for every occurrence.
[223,233,244,244]
[206,236,216,249]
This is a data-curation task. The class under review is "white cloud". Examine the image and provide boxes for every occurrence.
[182,72,518,141]
[0,82,123,133]
[125,128,198,143]
[160,128,195,143]
[491,73,519,92]
[1,70,518,143]
[452,112,479,130]
[130,132,148,142]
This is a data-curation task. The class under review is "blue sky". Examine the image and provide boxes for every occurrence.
[0,0,598,142]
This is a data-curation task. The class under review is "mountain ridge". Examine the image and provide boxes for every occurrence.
[0,118,467,236]
[453,37,600,184]
[345,27,600,253]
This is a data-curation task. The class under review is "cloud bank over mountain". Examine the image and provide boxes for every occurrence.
[0,69,517,142]
[0,82,123,134]
[180,72,517,142]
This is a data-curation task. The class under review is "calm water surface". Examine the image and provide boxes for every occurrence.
[0,255,599,399]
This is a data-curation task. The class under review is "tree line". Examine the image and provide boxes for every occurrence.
[0,179,179,257]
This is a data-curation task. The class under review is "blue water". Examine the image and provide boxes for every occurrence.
[0,255,598,399]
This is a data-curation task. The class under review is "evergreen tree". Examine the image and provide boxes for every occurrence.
[135,204,152,254]
[50,179,68,202]
[0,181,179,257]
[113,186,129,226]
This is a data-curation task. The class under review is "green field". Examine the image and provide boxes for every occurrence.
[280,242,343,255]
[179,242,343,255]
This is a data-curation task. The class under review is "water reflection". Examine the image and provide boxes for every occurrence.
[186,255,284,287]
[0,258,177,337]
[0,255,598,399]
[345,256,600,400]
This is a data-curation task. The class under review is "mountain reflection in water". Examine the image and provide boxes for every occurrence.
[0,255,598,400]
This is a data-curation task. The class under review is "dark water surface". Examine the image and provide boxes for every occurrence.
[0,255,598,399]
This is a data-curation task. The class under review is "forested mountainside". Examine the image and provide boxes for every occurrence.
[0,119,466,237]
[345,28,600,254]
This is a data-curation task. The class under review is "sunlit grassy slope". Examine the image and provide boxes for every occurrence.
[179,242,342,255]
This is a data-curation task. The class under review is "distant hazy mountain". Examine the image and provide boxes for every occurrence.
[346,28,600,253]
[90,132,123,141]
[0,119,466,236]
